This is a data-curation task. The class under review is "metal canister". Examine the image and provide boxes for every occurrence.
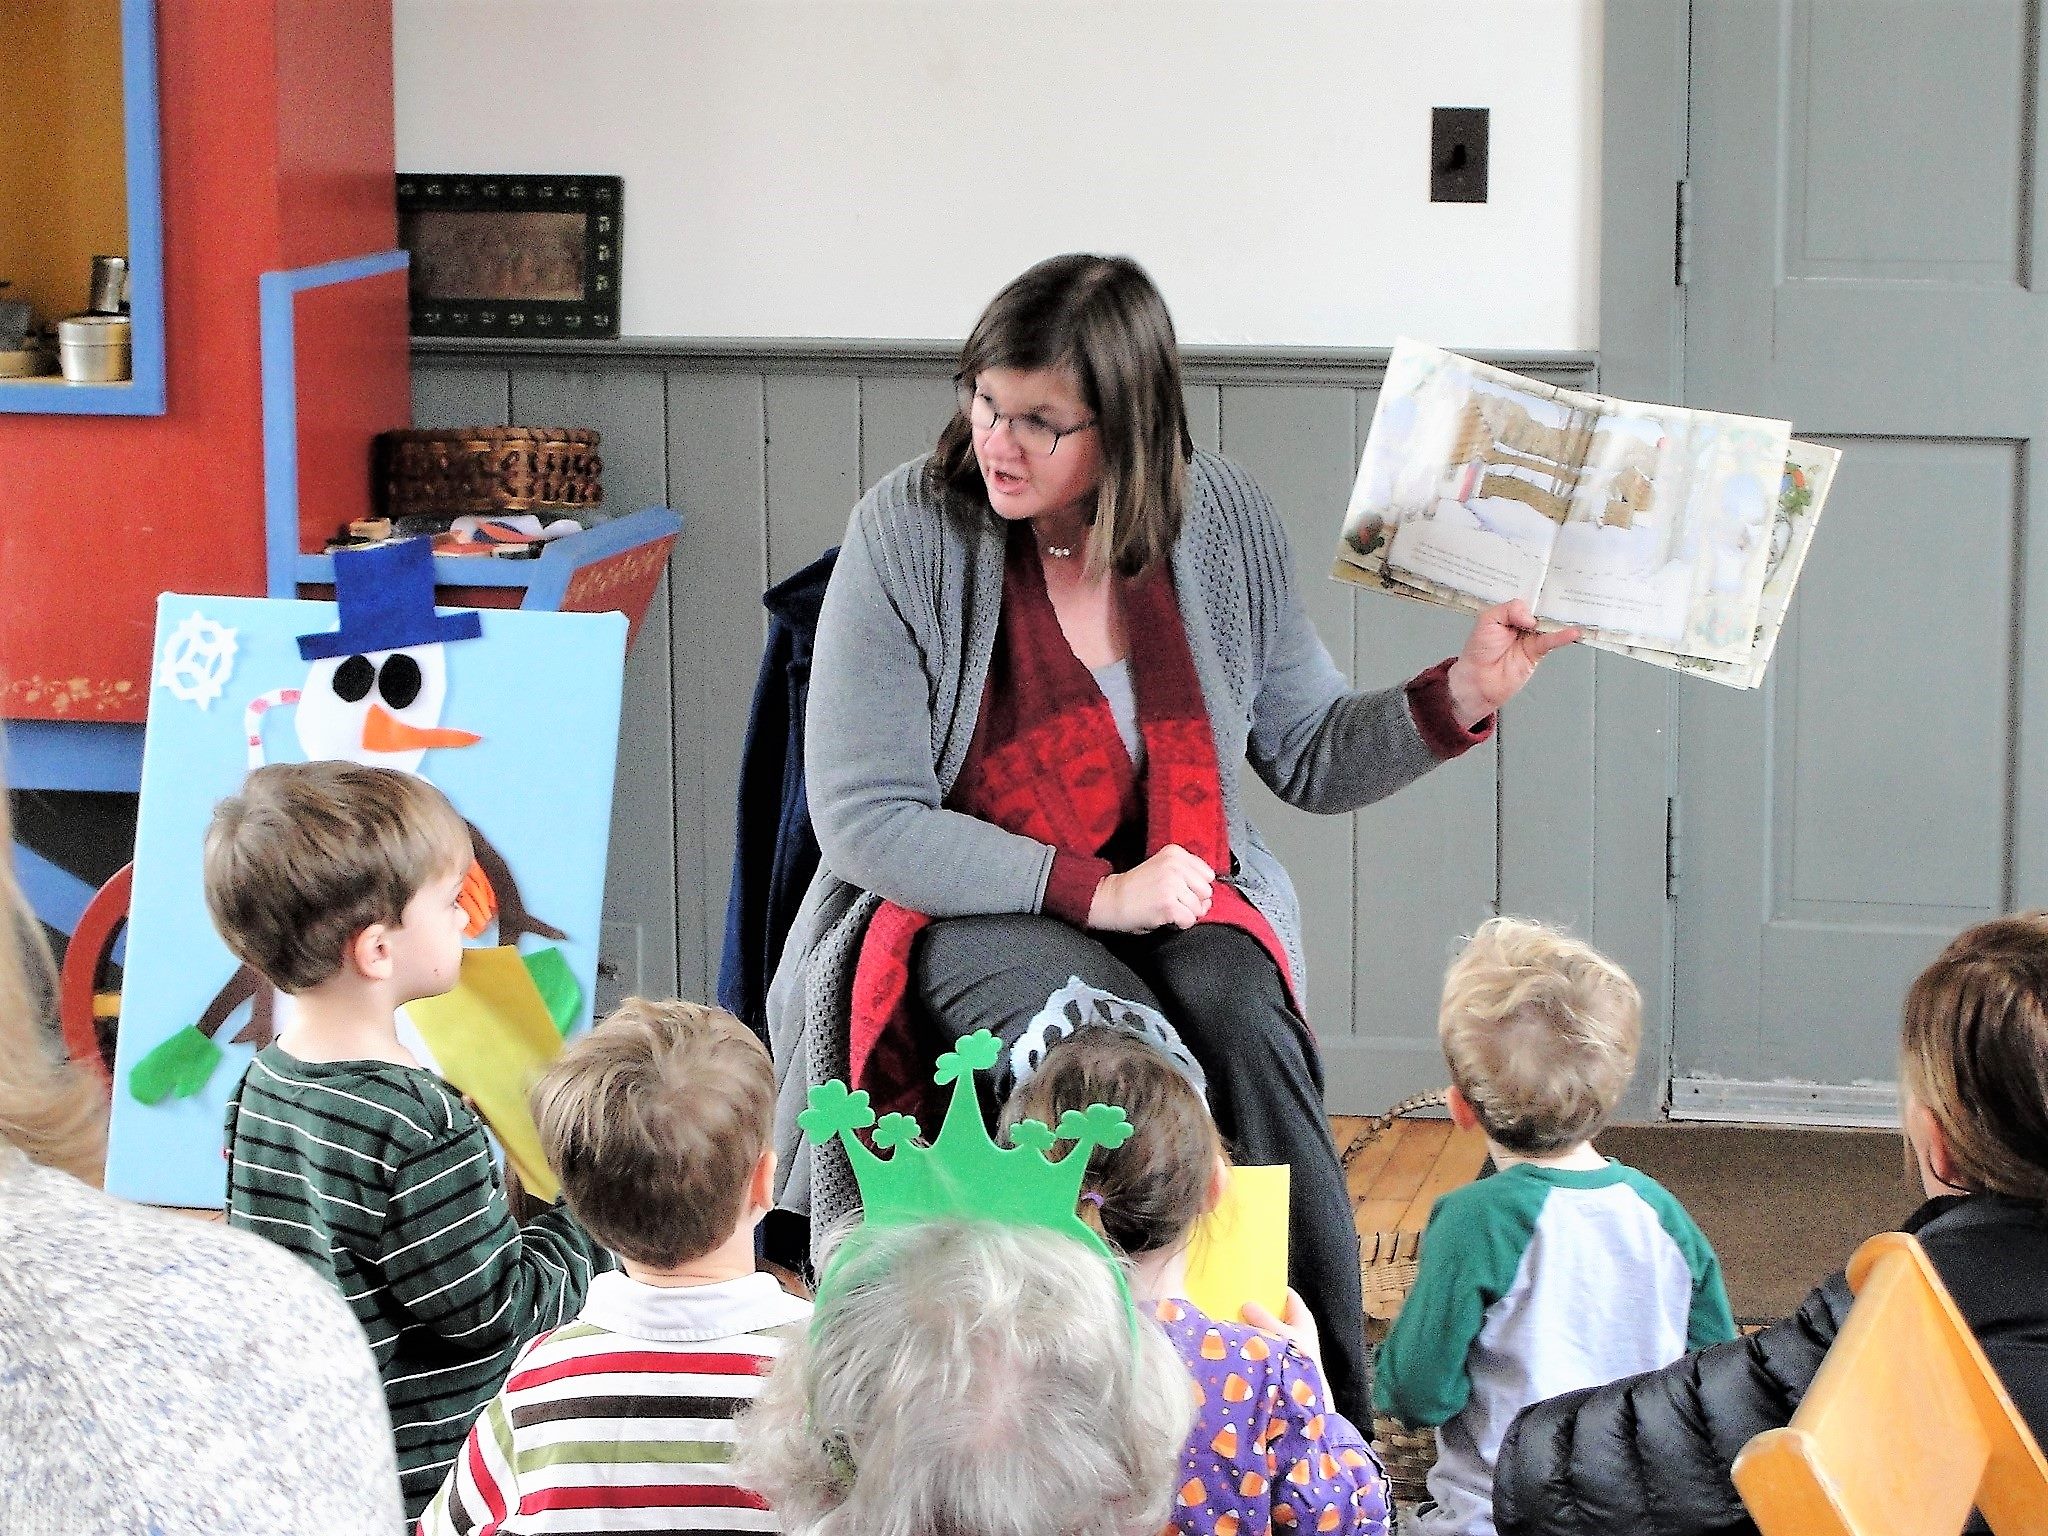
[57,314,132,382]
[87,256,129,315]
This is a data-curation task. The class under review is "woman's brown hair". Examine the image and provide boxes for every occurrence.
[930,253,1194,577]
[1001,1027,1221,1257]
[1899,911,2048,1205]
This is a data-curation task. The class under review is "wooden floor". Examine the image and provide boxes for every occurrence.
[1332,1113,1488,1242]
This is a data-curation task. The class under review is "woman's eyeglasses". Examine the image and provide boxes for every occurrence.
[956,380,1096,458]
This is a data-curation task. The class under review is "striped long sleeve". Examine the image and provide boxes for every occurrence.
[225,1045,613,1520]
[419,1271,811,1536]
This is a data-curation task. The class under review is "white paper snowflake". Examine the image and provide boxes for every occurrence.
[157,612,239,710]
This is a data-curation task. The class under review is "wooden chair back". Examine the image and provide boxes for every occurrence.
[1732,1231,2048,1536]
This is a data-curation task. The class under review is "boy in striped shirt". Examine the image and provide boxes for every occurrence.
[212,761,613,1520]
[422,997,810,1536]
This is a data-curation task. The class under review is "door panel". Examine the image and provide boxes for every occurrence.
[1673,0,2045,1114]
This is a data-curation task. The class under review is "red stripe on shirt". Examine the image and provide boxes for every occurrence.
[467,1419,509,1530]
[525,1483,771,1512]
[507,1350,771,1393]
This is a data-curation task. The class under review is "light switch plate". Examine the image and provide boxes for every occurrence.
[1431,107,1489,203]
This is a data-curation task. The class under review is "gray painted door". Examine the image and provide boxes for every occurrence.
[1671,0,2048,1119]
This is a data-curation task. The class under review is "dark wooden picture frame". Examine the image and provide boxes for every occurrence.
[396,174,622,339]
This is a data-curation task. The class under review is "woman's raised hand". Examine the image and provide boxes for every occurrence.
[1087,843,1214,933]
[1445,599,1582,728]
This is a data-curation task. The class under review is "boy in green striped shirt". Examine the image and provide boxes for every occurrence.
[210,761,612,1521]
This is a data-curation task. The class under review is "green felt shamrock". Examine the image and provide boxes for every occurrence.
[934,1029,1002,1085]
[1007,1119,1057,1155]
[798,1080,875,1142]
[872,1113,920,1150]
[1057,1104,1134,1152]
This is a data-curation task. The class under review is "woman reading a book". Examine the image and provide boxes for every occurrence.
[765,252,1575,1421]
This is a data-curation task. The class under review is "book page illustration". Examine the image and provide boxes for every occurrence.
[1334,341,1833,690]
[1533,407,1788,662]
[1343,343,1593,607]
[1607,441,1839,687]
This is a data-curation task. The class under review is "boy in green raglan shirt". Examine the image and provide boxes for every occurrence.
[1375,919,1734,1536]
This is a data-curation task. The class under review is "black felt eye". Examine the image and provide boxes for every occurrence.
[378,653,424,710]
[333,654,374,703]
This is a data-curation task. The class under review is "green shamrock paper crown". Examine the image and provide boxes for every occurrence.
[798,1028,1136,1316]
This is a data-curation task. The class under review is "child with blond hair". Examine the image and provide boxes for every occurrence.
[1375,917,1734,1536]
[423,997,809,1536]
[212,760,611,1520]
[1004,1027,1390,1536]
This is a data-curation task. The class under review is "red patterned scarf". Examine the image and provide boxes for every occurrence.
[847,527,1292,1122]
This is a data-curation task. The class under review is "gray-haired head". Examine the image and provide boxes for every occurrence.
[735,1219,1193,1536]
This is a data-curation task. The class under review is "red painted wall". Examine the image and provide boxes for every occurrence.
[294,269,409,554]
[274,0,398,267]
[0,0,403,723]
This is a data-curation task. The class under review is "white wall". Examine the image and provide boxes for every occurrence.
[394,0,1601,349]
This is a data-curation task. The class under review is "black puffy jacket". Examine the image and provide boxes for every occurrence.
[1492,1193,2048,1536]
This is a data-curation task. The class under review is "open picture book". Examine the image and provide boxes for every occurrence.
[1332,340,1839,688]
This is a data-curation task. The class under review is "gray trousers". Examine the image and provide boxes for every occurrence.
[913,913,1371,1423]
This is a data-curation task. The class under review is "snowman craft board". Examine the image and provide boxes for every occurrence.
[104,539,628,1208]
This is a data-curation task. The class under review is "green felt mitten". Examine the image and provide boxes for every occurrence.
[129,1026,223,1105]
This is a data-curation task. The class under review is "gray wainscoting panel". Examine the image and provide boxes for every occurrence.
[411,339,1600,1111]
[1338,386,1501,1107]
[510,369,679,1009]
[1183,385,1222,452]
[857,376,956,489]
[666,374,768,1004]
[412,366,510,429]
[764,376,862,584]
[1216,383,1361,1044]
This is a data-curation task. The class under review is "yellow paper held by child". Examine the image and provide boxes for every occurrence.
[403,946,566,1201]
[1183,1164,1290,1324]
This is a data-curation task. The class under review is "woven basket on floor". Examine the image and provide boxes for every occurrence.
[1342,1088,1451,1508]
[373,426,603,520]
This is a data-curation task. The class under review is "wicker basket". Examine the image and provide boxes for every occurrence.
[1342,1088,1452,1508]
[373,427,603,520]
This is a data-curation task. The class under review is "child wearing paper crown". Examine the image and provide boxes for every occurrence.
[1004,1027,1391,1536]
[212,760,612,1521]
[1374,918,1734,1536]
[423,998,809,1536]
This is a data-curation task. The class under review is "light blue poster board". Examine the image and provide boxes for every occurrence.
[104,571,627,1207]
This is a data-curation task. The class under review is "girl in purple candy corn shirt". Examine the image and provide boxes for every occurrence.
[1005,1027,1391,1536]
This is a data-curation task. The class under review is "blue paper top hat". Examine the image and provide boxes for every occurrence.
[297,537,483,661]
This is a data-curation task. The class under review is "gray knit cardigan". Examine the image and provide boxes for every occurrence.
[768,450,1452,1240]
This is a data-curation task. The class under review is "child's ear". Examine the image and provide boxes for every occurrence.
[1905,1097,1965,1194]
[748,1147,777,1213]
[346,921,395,983]
[1204,1152,1229,1216]
[1446,1085,1482,1133]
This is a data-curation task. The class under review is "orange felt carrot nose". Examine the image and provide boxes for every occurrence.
[362,703,481,754]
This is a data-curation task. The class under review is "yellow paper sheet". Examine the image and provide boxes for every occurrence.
[1183,1164,1290,1324]
[404,946,567,1201]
